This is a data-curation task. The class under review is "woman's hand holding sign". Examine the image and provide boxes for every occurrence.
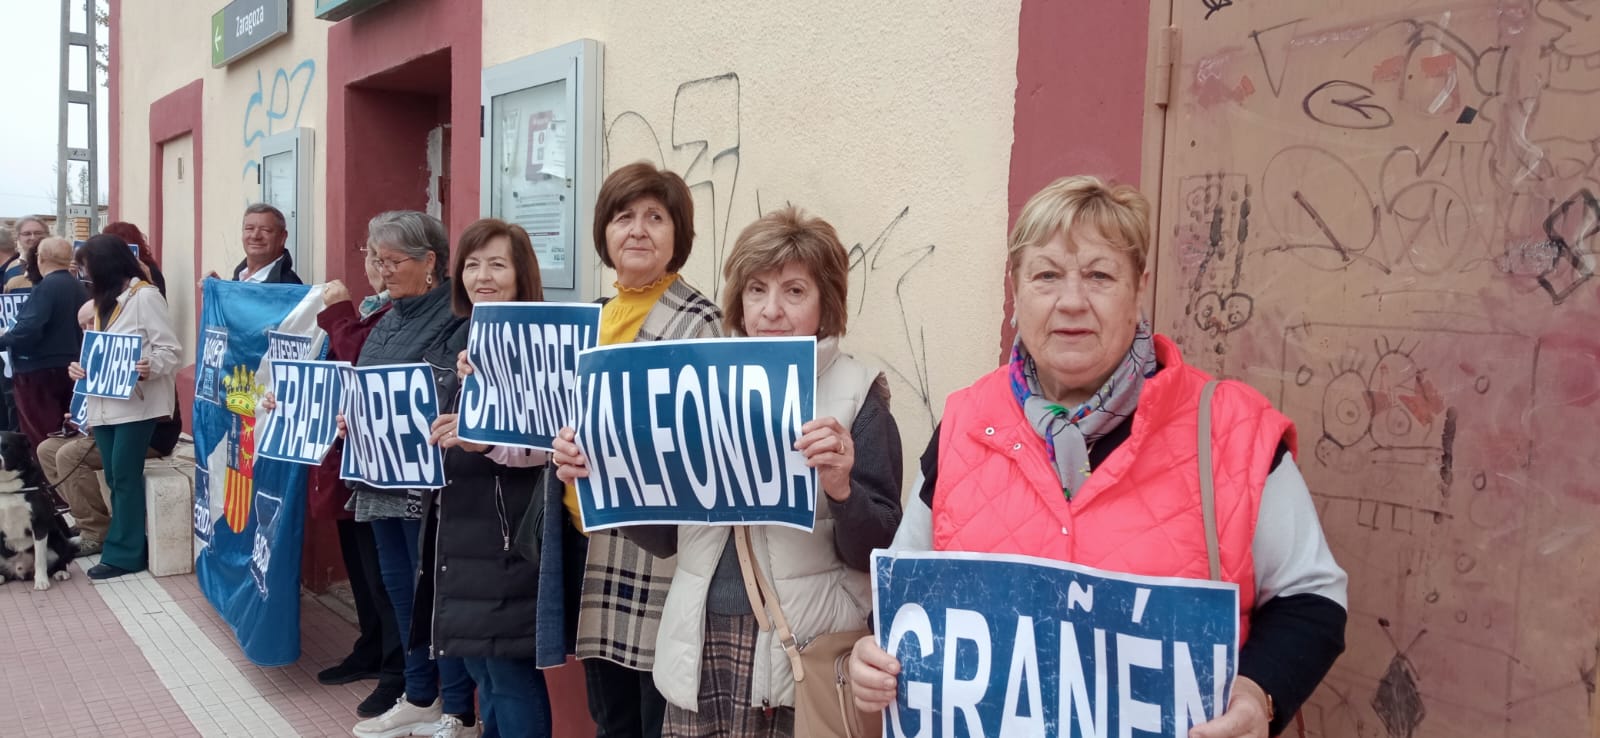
[551,426,589,484]
[136,358,151,380]
[849,635,900,713]
[795,416,854,502]
[1188,676,1271,738]
[429,414,488,454]
[67,361,85,381]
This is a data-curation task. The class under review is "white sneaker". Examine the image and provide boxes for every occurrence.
[351,697,442,738]
[429,715,480,738]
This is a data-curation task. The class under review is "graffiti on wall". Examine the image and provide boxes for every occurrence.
[604,74,944,429]
[240,59,317,199]
[1167,2,1600,736]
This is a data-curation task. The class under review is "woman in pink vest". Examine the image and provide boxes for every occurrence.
[847,176,1347,738]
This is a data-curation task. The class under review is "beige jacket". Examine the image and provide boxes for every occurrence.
[653,342,880,710]
[83,279,181,427]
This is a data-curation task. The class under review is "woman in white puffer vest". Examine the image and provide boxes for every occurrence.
[552,206,904,736]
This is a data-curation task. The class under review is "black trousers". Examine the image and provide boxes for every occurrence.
[0,371,18,433]
[584,658,665,738]
[337,518,404,684]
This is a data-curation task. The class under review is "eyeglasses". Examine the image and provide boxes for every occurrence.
[375,255,415,273]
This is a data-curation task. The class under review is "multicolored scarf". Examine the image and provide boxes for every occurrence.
[1008,320,1158,499]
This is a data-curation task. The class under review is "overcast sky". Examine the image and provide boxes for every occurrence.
[0,0,111,219]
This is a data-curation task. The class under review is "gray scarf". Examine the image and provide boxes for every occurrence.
[1008,321,1157,498]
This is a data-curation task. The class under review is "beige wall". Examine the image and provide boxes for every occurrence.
[484,0,1021,451]
[117,0,1022,473]
[117,0,328,285]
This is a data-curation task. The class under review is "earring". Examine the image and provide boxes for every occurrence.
[426,274,434,287]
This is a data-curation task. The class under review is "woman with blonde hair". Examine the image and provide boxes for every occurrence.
[848,176,1347,738]
[555,206,903,736]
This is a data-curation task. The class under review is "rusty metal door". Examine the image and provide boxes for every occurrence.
[1150,1,1600,736]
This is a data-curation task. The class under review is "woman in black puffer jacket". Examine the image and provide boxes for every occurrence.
[417,218,553,738]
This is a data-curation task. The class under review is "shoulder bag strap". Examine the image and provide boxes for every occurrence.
[1199,379,1222,582]
[733,525,807,682]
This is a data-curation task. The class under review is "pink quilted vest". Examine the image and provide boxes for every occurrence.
[932,335,1295,641]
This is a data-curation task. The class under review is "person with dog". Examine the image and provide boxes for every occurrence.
[38,409,181,556]
[65,234,182,580]
[0,237,87,453]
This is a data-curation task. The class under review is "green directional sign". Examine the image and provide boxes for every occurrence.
[211,0,290,68]
[211,12,225,66]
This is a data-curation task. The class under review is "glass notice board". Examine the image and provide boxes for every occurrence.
[490,80,573,285]
[481,40,602,300]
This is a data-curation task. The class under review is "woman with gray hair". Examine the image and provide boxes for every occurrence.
[345,210,481,738]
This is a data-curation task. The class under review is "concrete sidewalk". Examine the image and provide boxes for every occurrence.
[0,552,598,736]
[0,554,374,736]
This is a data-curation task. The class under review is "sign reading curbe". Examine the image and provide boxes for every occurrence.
[76,330,143,400]
[573,337,817,531]
[872,550,1240,738]
[210,0,289,68]
[257,359,347,465]
[458,302,600,450]
[339,363,445,490]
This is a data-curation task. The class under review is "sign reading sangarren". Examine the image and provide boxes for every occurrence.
[211,0,289,68]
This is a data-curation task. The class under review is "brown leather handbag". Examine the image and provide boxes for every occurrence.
[734,526,882,738]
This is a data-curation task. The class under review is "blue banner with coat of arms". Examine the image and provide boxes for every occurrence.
[193,279,327,667]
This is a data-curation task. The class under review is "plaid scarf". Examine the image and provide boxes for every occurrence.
[1008,320,1158,499]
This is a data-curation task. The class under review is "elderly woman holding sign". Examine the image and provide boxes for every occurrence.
[554,206,904,737]
[344,211,481,738]
[543,161,723,736]
[847,177,1347,738]
[413,218,554,738]
[66,234,181,580]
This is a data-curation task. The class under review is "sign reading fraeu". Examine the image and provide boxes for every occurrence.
[211,0,289,68]
[339,362,445,489]
[257,359,346,465]
[872,550,1239,738]
[77,330,143,400]
[573,337,817,531]
[0,293,28,330]
[457,302,600,450]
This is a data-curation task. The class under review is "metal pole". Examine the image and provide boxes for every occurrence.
[56,0,69,236]
[84,0,98,234]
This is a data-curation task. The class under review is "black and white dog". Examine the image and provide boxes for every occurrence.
[0,431,75,590]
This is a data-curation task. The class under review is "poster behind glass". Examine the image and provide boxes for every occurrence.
[491,80,574,289]
[262,150,298,266]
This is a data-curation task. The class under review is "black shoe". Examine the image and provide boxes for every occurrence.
[318,659,381,686]
[356,680,405,719]
[87,563,139,580]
